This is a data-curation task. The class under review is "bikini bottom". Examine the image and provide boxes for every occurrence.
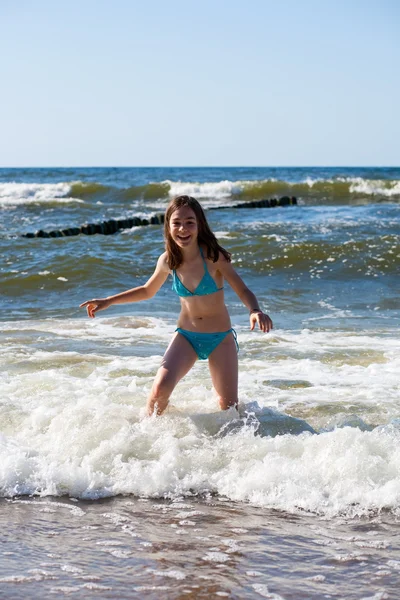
[176,327,238,360]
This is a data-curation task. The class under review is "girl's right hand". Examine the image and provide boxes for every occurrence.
[79,297,111,318]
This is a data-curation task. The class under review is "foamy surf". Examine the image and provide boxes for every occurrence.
[3,173,399,209]
[1,315,399,517]
[163,177,400,203]
[0,182,81,206]
[1,409,399,518]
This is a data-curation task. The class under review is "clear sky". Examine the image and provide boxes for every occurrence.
[1,0,399,167]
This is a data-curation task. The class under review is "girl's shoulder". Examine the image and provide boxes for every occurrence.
[201,245,231,278]
[208,248,230,266]
[157,251,170,272]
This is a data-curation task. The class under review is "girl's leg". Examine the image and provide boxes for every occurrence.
[147,332,197,416]
[208,333,238,410]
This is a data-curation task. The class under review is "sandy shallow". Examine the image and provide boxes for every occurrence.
[1,496,399,599]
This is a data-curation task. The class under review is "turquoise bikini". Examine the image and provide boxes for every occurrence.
[172,248,238,360]
[176,327,238,361]
[172,247,224,297]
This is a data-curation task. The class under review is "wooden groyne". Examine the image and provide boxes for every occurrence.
[22,215,165,238]
[22,196,297,238]
[210,196,297,210]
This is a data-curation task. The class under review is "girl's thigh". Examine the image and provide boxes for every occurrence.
[208,332,238,405]
[158,331,197,386]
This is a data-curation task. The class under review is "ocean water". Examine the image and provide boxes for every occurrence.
[1,167,400,598]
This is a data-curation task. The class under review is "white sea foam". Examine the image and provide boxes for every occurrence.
[346,177,400,197]
[2,177,398,209]
[0,182,80,206]
[147,568,186,580]
[163,176,400,201]
[203,551,231,562]
[1,317,399,517]
[299,176,400,197]
[251,584,286,599]
[165,179,246,200]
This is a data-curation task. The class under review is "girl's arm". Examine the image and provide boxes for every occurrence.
[218,256,273,333]
[80,253,170,318]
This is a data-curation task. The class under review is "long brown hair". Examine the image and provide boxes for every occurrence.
[164,195,231,270]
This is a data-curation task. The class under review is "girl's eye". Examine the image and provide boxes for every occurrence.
[172,221,195,226]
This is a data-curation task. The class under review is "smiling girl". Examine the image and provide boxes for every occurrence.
[80,195,273,416]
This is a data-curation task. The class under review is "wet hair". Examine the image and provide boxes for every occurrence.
[164,195,231,270]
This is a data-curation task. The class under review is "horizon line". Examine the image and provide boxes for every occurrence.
[1,164,399,169]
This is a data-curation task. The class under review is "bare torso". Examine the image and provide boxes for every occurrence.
[173,250,232,332]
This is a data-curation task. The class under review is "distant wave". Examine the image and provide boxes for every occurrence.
[1,177,400,206]
[0,182,82,206]
[69,181,111,197]
[47,177,400,203]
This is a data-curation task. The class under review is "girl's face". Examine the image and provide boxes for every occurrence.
[169,206,198,248]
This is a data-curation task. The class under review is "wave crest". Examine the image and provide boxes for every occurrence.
[0,182,79,206]
[2,176,400,206]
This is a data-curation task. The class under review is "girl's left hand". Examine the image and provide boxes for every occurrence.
[250,310,273,333]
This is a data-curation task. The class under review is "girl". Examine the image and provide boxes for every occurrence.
[80,195,273,416]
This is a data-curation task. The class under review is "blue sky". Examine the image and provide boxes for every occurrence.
[1,0,399,166]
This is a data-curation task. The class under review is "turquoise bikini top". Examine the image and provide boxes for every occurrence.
[172,247,224,297]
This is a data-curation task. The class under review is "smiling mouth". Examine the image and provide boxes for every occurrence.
[177,234,191,242]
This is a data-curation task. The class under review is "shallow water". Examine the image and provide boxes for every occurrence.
[1,496,400,599]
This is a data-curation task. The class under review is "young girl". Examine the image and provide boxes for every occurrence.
[80,195,273,416]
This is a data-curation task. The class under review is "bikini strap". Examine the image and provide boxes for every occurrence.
[199,246,206,263]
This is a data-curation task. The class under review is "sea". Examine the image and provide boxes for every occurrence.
[0,166,399,599]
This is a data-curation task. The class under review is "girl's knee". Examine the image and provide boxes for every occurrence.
[147,370,176,416]
[152,369,175,398]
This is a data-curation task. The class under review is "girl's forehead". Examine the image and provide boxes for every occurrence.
[171,206,197,220]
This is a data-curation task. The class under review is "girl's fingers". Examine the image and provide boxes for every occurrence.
[80,300,102,318]
[263,316,272,332]
[79,300,99,318]
[250,313,273,333]
[80,300,95,308]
